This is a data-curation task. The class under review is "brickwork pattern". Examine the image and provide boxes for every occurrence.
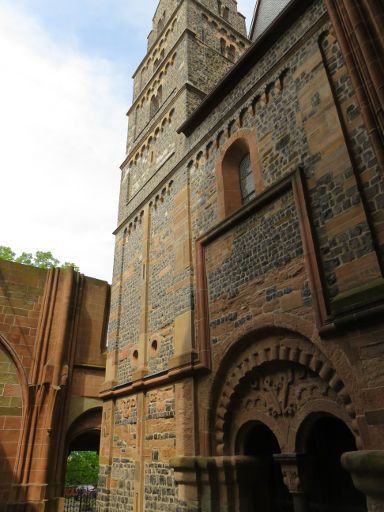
[206,190,303,303]
[144,462,176,511]
[0,347,22,503]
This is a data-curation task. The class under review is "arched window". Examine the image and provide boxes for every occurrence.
[220,38,226,56]
[150,86,162,119]
[150,95,159,118]
[223,6,230,21]
[227,45,236,62]
[215,129,263,219]
[239,153,255,204]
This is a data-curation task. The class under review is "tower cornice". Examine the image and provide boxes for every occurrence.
[132,0,249,81]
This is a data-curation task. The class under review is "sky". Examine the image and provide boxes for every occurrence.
[0,0,256,282]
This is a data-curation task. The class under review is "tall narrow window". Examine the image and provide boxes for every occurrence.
[217,0,222,15]
[150,95,159,118]
[239,153,255,203]
[220,38,226,56]
[227,45,236,62]
[223,6,230,20]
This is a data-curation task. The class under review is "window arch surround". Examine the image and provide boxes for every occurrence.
[215,129,263,219]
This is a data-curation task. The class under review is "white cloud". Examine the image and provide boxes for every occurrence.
[0,0,257,282]
[0,1,127,282]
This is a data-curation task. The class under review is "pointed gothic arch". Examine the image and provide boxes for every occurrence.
[0,333,29,422]
[0,334,29,503]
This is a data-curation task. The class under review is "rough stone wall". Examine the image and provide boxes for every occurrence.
[188,0,383,305]
[147,0,181,50]
[116,223,144,384]
[205,189,304,307]
[199,0,246,33]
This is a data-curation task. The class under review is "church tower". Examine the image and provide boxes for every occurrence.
[98,1,250,511]
[118,0,248,224]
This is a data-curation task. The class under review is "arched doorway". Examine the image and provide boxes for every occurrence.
[298,415,366,512]
[63,408,102,511]
[236,421,293,512]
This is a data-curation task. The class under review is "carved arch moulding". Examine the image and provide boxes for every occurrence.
[210,333,362,456]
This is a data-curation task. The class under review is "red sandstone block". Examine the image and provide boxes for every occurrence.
[10,325,30,336]
[0,441,19,457]
[2,429,20,442]
[8,334,21,345]
[4,316,14,325]
[21,335,36,346]
[3,385,21,398]
[4,417,22,430]
[28,311,40,320]
[0,324,11,333]
[15,346,32,358]
[16,317,37,328]
[21,357,32,369]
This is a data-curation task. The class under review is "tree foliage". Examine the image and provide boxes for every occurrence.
[66,451,99,486]
[0,246,79,272]
[0,246,16,261]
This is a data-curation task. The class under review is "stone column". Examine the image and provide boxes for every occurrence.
[170,455,259,512]
[171,457,200,512]
[274,453,308,512]
[342,451,384,512]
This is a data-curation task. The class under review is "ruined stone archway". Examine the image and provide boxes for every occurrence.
[60,407,102,498]
[66,407,102,454]
[209,331,360,457]
[0,334,28,507]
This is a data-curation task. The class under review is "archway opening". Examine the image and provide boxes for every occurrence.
[302,415,366,512]
[63,409,102,511]
[236,422,293,512]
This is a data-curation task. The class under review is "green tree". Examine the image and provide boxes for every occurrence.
[0,246,16,261]
[15,252,34,265]
[0,246,80,272]
[66,451,99,486]
[33,251,60,269]
[62,261,80,272]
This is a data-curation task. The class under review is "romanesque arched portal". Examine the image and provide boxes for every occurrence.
[208,330,365,512]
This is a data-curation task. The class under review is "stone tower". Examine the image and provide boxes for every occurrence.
[118,0,249,222]
[99,1,250,511]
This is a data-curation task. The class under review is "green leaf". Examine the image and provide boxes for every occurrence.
[15,252,34,265]
[0,246,16,262]
[62,262,80,272]
[65,451,99,486]
[33,251,60,269]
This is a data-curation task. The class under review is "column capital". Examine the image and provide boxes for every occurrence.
[273,453,307,494]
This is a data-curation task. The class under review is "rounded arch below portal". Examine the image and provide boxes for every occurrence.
[66,407,102,453]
